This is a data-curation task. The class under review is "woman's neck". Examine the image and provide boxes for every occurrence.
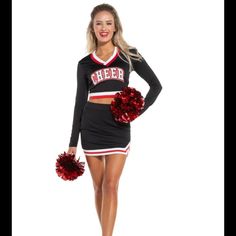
[96,42,115,55]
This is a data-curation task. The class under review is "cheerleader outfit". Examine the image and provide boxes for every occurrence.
[69,47,162,156]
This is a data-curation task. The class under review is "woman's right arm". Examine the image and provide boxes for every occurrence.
[68,62,88,153]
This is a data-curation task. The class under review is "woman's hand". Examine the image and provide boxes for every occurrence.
[67,147,77,155]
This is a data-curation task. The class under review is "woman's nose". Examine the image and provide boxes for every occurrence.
[101,23,106,30]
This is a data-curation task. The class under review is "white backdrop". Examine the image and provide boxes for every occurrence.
[12,0,224,235]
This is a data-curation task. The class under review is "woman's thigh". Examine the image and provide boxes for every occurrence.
[86,155,105,189]
[103,154,127,187]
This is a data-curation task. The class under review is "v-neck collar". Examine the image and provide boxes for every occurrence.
[90,47,119,66]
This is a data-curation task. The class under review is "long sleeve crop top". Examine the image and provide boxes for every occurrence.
[69,47,162,147]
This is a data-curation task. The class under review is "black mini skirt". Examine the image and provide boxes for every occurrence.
[81,102,131,156]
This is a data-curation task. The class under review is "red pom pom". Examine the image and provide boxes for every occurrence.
[111,87,145,123]
[56,152,85,181]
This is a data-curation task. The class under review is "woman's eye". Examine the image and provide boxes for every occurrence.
[95,22,112,26]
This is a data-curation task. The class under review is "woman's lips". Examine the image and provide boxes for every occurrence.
[99,32,109,37]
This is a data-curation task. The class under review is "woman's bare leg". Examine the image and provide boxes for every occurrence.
[101,154,127,236]
[86,155,105,224]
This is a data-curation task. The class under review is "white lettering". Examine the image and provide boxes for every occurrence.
[111,68,117,79]
[90,67,124,86]
[91,74,97,85]
[96,70,103,82]
[118,68,124,80]
[104,69,110,79]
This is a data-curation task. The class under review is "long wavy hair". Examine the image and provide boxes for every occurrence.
[86,3,142,71]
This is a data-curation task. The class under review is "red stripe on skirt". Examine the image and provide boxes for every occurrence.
[84,146,130,155]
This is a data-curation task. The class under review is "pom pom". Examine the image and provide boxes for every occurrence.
[110,87,145,123]
[56,152,85,181]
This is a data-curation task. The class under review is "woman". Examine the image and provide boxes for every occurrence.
[67,3,162,236]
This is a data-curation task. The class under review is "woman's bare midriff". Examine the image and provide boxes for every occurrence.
[88,98,114,104]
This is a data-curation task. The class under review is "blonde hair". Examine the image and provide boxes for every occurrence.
[86,3,142,71]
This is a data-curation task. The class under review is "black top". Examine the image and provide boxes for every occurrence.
[69,47,162,147]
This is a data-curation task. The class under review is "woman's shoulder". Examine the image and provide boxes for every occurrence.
[128,46,139,54]
[118,46,140,60]
[128,46,143,62]
[78,54,91,65]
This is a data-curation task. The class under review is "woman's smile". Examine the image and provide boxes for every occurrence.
[99,31,109,37]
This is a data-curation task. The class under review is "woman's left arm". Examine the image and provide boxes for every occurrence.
[132,53,162,114]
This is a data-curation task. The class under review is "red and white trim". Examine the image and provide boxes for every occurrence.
[90,47,119,66]
[89,91,120,99]
[83,143,130,156]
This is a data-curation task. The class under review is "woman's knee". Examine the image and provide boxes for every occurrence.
[93,181,103,194]
[102,179,119,193]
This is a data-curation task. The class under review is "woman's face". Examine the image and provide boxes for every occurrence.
[93,11,116,45]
